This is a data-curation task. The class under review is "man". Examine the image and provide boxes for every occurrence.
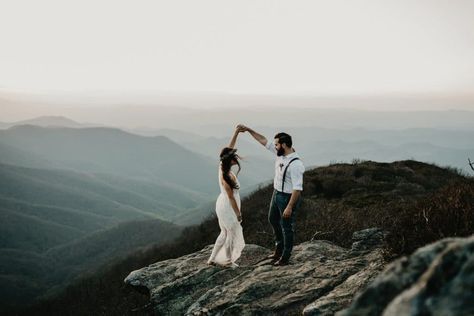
[238,124,305,266]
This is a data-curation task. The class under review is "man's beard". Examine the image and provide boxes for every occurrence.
[277,148,285,156]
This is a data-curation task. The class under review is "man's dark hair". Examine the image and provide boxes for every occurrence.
[274,132,292,148]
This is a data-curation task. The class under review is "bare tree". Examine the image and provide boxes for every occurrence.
[469,158,474,171]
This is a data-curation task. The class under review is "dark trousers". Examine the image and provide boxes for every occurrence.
[268,190,301,261]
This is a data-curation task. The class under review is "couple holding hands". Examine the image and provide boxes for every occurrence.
[207,124,305,267]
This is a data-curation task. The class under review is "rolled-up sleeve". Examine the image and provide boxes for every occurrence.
[265,137,277,155]
[290,161,305,191]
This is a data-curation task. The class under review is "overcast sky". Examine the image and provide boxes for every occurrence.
[1,0,473,99]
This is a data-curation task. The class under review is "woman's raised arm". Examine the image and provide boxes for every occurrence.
[228,125,245,148]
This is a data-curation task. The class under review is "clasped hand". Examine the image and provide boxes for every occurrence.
[235,124,248,133]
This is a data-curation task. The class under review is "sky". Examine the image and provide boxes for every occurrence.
[1,0,473,99]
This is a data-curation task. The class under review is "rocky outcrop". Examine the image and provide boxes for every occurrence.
[125,230,474,315]
[337,235,474,316]
[124,228,386,315]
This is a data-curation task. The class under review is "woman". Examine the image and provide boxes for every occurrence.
[207,127,245,268]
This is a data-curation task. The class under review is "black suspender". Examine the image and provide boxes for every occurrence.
[281,158,300,192]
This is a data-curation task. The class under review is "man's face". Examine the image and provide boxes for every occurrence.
[274,139,285,156]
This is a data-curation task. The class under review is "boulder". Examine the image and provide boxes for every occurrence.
[338,235,474,316]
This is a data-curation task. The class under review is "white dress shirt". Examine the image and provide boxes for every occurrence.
[265,138,305,193]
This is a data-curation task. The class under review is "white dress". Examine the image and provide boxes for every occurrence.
[208,166,245,266]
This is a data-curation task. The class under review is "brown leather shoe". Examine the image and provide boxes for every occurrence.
[266,250,282,260]
[273,258,289,266]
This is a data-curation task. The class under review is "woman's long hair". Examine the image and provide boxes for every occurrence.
[220,147,241,190]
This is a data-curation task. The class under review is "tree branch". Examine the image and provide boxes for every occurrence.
[469,158,474,171]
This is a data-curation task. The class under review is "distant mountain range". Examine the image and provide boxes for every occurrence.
[132,127,474,176]
[300,139,474,173]
[151,126,474,174]
[0,116,97,129]
[3,93,474,130]
[0,125,220,194]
